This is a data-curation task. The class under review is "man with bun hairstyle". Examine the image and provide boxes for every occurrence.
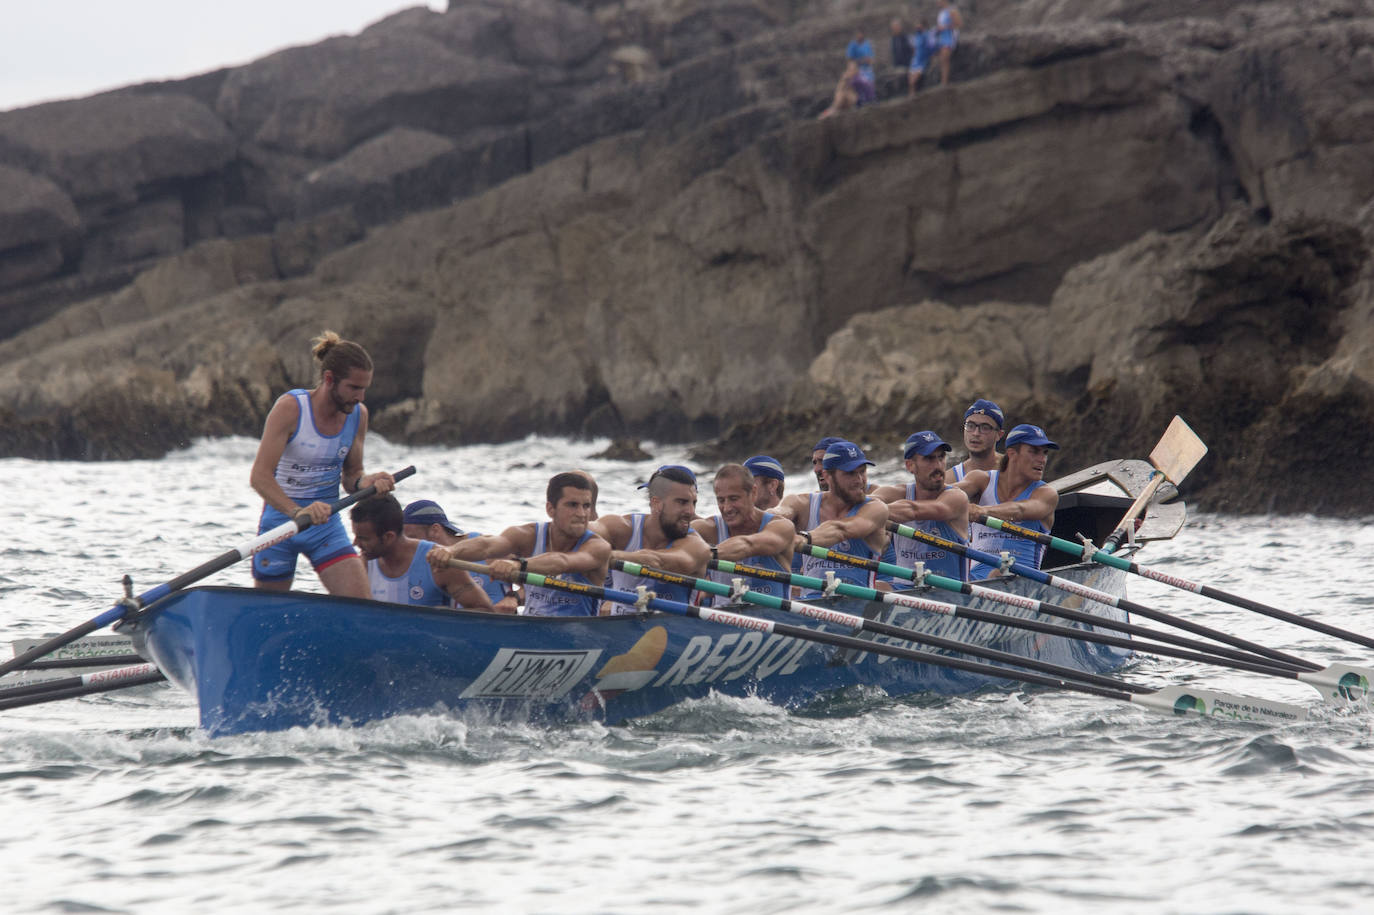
[250,330,395,597]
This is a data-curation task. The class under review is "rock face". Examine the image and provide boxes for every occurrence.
[2,0,1374,515]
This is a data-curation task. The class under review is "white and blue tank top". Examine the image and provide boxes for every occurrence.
[367,540,448,607]
[968,470,1049,579]
[274,389,361,503]
[607,514,695,609]
[703,512,789,606]
[523,523,600,617]
[800,493,878,594]
[881,483,970,583]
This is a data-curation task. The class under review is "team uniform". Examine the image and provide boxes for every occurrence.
[455,531,514,607]
[968,470,1049,579]
[523,522,601,617]
[799,493,879,596]
[606,514,695,611]
[703,513,790,606]
[252,389,359,582]
[367,540,449,607]
[880,483,970,584]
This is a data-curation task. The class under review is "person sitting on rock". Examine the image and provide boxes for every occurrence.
[819,60,870,119]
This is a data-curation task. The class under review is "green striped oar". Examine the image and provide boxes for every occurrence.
[979,514,1374,654]
[1102,415,1208,552]
[713,558,1369,705]
[608,561,1306,723]
[887,521,1315,671]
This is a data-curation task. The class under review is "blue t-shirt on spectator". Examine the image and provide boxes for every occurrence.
[910,30,936,71]
[846,38,876,84]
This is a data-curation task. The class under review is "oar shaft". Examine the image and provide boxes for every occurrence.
[0,663,161,702]
[799,543,1305,672]
[0,466,416,680]
[0,668,167,711]
[623,561,1151,695]
[981,516,1374,653]
[511,565,1305,723]
[888,522,1317,671]
[711,559,1315,682]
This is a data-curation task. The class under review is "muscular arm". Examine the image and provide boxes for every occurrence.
[591,515,633,550]
[807,499,890,548]
[969,485,1058,525]
[433,566,496,612]
[616,531,711,578]
[889,488,969,528]
[953,469,989,502]
[428,524,532,566]
[250,395,309,519]
[772,493,809,528]
[716,517,795,563]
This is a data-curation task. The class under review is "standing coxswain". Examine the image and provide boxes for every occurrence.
[249,331,395,597]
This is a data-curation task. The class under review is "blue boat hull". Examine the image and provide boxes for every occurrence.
[126,563,1133,736]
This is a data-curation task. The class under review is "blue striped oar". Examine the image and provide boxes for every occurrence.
[979,515,1374,654]
[711,558,1370,704]
[0,466,416,680]
[453,561,1307,724]
[885,521,1316,672]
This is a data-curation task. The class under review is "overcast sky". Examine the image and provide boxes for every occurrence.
[0,1,442,112]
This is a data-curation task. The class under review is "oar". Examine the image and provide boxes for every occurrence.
[438,559,1306,724]
[616,560,1169,695]
[0,466,416,680]
[1102,415,1208,552]
[979,515,1374,654]
[886,521,1318,672]
[795,542,1310,672]
[710,558,1371,704]
[0,664,167,711]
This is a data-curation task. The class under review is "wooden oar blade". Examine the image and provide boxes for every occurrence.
[1150,415,1208,484]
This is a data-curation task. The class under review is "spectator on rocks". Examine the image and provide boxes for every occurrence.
[908,20,936,96]
[934,0,964,86]
[890,18,914,74]
[818,59,875,119]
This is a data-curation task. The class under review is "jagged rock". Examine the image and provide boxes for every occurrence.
[0,164,80,256]
[591,438,654,460]
[0,93,234,205]
[296,127,458,224]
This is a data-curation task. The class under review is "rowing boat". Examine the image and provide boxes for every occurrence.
[122,460,1170,737]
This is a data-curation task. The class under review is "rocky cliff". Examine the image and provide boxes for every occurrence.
[1,0,1372,514]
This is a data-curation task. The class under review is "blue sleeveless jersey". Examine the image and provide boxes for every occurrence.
[367,541,449,607]
[968,470,1049,579]
[273,389,361,504]
[704,512,789,605]
[458,531,513,606]
[881,483,970,583]
[799,494,878,596]
[524,524,600,617]
[607,514,695,608]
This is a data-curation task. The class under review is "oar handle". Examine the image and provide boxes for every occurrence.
[1102,470,1166,552]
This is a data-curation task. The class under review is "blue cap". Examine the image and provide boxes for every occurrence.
[813,435,845,453]
[903,431,953,459]
[822,441,875,472]
[637,464,698,489]
[403,500,462,535]
[743,455,786,481]
[1005,424,1059,449]
[964,399,1004,428]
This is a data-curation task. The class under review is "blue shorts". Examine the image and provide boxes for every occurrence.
[251,505,357,581]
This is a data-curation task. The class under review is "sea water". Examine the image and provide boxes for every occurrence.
[2,436,1373,914]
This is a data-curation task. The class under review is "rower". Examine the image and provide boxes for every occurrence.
[595,465,710,612]
[402,499,518,612]
[691,464,795,605]
[949,398,1005,486]
[351,495,492,610]
[873,431,970,582]
[775,441,889,595]
[961,424,1060,579]
[810,436,844,491]
[426,472,610,616]
[743,455,786,510]
[249,330,394,598]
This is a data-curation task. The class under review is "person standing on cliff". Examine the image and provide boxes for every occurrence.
[934,0,964,86]
[889,18,914,75]
[249,330,395,597]
[959,424,1060,579]
[950,398,1004,485]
